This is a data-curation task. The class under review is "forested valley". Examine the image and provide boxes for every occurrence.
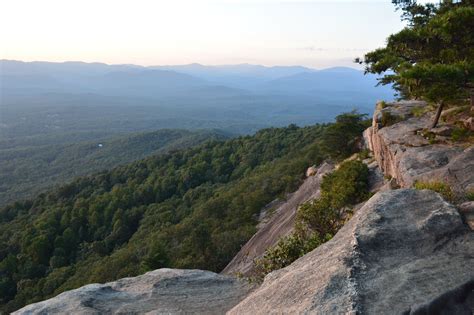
[0,113,368,313]
[0,129,227,206]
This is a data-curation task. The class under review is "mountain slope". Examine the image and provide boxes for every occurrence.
[0,60,213,96]
[0,122,348,313]
[150,63,314,88]
[1,60,392,103]
[0,129,227,207]
[222,162,334,276]
[9,101,473,315]
[261,67,393,99]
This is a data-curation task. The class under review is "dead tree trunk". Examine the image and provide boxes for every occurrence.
[431,101,444,129]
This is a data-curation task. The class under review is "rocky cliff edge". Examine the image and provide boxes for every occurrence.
[15,101,474,314]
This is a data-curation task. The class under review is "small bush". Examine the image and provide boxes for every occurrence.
[414,181,455,202]
[253,233,328,281]
[420,129,436,140]
[358,149,371,160]
[319,160,370,207]
[466,190,474,201]
[451,126,470,142]
[419,129,438,144]
[320,111,369,161]
[381,111,403,127]
[377,101,388,109]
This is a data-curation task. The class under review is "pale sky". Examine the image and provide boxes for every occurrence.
[0,0,426,69]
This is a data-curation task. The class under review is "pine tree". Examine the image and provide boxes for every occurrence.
[357,1,474,128]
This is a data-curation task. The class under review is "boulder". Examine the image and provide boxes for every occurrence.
[13,269,254,315]
[373,100,426,129]
[431,125,453,136]
[306,165,317,177]
[229,189,474,314]
[463,117,474,131]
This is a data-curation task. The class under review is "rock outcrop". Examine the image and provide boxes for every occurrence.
[364,101,474,194]
[14,101,474,315]
[229,189,474,314]
[14,269,254,315]
[222,162,334,276]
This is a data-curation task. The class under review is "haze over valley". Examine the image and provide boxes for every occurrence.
[0,59,392,203]
[1,60,393,142]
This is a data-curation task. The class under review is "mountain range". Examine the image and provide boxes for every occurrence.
[1,60,392,100]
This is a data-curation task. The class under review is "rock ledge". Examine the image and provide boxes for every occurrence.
[14,269,254,315]
[229,189,474,314]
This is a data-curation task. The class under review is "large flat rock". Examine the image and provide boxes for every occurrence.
[14,269,254,315]
[229,189,474,314]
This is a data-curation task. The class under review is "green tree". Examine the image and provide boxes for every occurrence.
[26,235,52,266]
[320,112,369,160]
[357,1,474,128]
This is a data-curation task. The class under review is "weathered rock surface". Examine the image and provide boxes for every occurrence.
[403,279,474,315]
[306,165,317,177]
[222,162,334,276]
[364,101,474,194]
[229,189,474,314]
[366,159,388,193]
[459,201,474,230]
[14,269,254,315]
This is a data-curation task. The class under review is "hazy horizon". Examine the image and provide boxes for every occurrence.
[1,58,363,70]
[1,0,412,69]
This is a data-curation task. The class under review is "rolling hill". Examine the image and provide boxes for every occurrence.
[0,129,227,207]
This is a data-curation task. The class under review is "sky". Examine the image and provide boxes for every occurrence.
[0,0,425,69]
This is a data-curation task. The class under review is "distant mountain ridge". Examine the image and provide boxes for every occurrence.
[1,59,387,97]
[1,59,316,77]
[1,59,394,163]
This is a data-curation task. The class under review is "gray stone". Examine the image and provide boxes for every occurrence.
[306,165,317,177]
[365,101,474,194]
[13,269,254,315]
[373,100,427,129]
[366,160,387,193]
[463,117,474,131]
[431,125,453,136]
[403,279,474,315]
[229,189,474,314]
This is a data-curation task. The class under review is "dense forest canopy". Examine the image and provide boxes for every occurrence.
[0,114,368,313]
[0,129,227,207]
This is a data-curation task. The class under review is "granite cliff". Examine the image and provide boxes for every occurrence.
[15,101,474,314]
